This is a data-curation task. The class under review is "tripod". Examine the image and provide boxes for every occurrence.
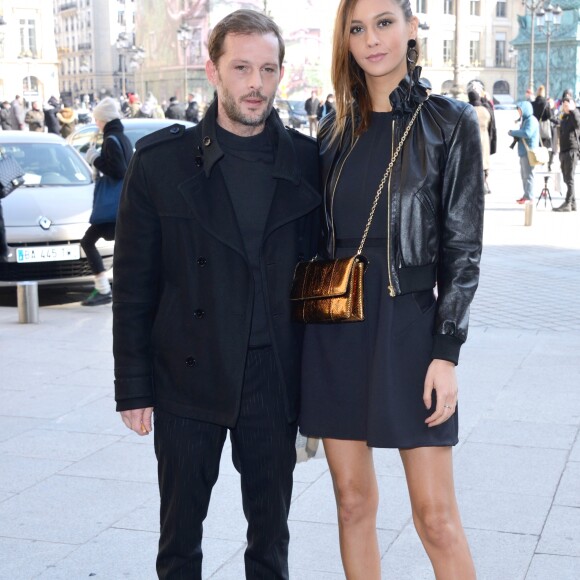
[537,175,553,208]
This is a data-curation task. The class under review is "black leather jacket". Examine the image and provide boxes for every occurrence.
[318,72,484,364]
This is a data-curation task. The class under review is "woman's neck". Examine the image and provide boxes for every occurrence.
[366,72,406,113]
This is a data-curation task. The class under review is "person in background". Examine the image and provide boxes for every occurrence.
[299,0,483,578]
[553,97,579,212]
[81,97,133,306]
[24,101,45,132]
[318,93,336,119]
[468,90,492,195]
[44,96,61,135]
[0,101,14,130]
[185,92,200,123]
[164,96,186,120]
[509,100,540,204]
[112,9,320,578]
[304,89,320,136]
[57,106,78,139]
[10,96,26,130]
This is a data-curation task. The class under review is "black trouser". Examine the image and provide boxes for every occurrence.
[154,347,297,580]
[559,149,577,202]
[80,223,115,274]
[0,201,7,260]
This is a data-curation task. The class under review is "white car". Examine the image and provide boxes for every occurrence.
[0,131,108,287]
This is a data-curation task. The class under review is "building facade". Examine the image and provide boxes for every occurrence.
[0,0,60,104]
[53,0,139,104]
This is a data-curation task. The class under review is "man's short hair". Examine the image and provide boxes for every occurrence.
[208,9,285,67]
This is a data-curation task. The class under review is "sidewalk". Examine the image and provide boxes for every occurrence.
[0,121,579,579]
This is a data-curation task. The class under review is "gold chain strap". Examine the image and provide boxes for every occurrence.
[356,102,424,256]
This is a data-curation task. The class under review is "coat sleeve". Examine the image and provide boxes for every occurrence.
[93,136,129,180]
[113,151,162,411]
[432,105,484,364]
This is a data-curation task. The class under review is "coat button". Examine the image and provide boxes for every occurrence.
[193,309,205,319]
[203,136,212,146]
[185,356,197,367]
[197,257,207,267]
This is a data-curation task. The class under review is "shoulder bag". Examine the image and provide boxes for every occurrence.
[290,103,424,323]
[89,135,125,225]
[523,139,549,167]
[0,152,25,199]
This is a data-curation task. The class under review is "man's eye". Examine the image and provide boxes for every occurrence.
[235,65,247,71]
[263,67,276,73]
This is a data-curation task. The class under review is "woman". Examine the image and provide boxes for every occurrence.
[56,106,77,139]
[81,97,132,306]
[299,1,483,578]
[468,89,492,194]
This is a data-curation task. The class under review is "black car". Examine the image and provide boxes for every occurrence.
[275,99,308,129]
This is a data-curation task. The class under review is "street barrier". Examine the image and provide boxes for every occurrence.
[17,281,39,324]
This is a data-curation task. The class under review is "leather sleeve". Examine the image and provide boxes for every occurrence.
[432,104,484,364]
[113,151,161,410]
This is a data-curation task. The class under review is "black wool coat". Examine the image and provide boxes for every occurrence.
[113,103,321,427]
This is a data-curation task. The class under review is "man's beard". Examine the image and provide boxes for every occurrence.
[220,87,274,127]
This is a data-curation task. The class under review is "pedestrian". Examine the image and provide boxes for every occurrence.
[318,93,336,119]
[164,96,186,120]
[0,101,14,130]
[509,100,539,204]
[81,97,133,306]
[468,90,492,194]
[304,89,320,136]
[24,101,45,132]
[532,85,553,150]
[553,96,579,212]
[299,1,483,578]
[10,96,26,130]
[185,92,200,122]
[56,106,77,138]
[44,96,61,135]
[112,8,320,579]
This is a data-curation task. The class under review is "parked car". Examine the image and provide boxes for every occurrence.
[0,131,104,286]
[275,99,308,129]
[67,118,195,156]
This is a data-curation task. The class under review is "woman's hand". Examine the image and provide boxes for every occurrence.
[423,359,458,428]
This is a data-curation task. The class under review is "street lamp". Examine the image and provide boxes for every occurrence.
[522,0,547,93]
[116,32,146,98]
[536,3,562,97]
[509,46,519,100]
[177,23,193,101]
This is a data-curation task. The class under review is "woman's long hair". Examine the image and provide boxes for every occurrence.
[330,0,415,145]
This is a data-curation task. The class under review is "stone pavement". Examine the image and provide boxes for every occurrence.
[0,111,579,579]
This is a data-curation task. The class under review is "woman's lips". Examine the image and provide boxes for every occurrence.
[367,53,386,62]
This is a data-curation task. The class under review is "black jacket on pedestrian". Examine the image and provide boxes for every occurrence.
[93,118,133,180]
[165,102,186,120]
[318,72,484,364]
[558,108,580,153]
[44,107,61,135]
[113,101,321,427]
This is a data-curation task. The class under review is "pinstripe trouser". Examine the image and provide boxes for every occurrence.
[154,347,298,580]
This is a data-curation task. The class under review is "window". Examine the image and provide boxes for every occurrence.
[19,18,37,57]
[470,39,480,66]
[444,0,454,14]
[470,0,480,16]
[419,37,428,65]
[443,39,454,65]
[416,0,427,13]
[496,0,507,18]
[495,34,506,67]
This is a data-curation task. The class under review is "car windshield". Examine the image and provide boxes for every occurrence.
[1,142,92,186]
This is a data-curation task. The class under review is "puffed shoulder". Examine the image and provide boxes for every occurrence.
[135,123,190,152]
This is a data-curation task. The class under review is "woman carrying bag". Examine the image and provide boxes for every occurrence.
[297,0,484,577]
[81,97,133,306]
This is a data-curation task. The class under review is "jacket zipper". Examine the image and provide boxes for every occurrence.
[387,118,396,297]
[330,136,359,256]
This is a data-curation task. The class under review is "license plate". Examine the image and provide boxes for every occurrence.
[16,244,81,263]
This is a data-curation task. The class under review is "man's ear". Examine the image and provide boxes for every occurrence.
[205,60,217,86]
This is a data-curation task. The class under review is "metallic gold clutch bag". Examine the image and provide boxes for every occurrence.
[290,255,368,323]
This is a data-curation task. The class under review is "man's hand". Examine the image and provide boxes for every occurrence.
[120,407,154,436]
[423,359,458,428]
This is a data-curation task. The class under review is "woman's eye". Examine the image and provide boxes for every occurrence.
[378,19,392,28]
[350,25,363,35]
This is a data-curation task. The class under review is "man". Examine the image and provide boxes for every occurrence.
[554,97,579,212]
[164,96,186,120]
[44,96,61,135]
[185,92,200,123]
[304,89,320,137]
[0,101,14,130]
[24,101,45,132]
[113,9,320,579]
[10,95,26,130]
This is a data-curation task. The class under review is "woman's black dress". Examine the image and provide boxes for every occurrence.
[300,112,458,448]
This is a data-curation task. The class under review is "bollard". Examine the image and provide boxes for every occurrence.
[17,281,39,324]
[524,200,533,227]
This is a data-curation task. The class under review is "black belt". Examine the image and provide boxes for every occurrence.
[336,238,387,248]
